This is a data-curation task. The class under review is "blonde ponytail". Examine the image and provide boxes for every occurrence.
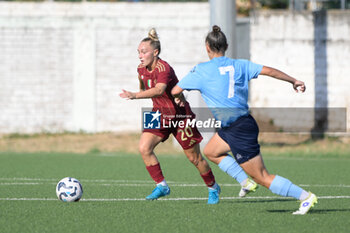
[141,28,161,56]
[148,28,159,41]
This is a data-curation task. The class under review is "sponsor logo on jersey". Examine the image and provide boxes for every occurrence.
[189,139,197,147]
[190,66,196,73]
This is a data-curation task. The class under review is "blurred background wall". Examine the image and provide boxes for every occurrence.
[0,2,210,133]
[0,2,349,134]
[250,10,350,134]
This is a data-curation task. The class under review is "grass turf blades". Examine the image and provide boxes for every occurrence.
[0,152,349,233]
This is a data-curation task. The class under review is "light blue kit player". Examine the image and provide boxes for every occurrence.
[172,25,317,215]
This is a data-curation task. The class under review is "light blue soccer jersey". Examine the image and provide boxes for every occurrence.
[178,56,263,127]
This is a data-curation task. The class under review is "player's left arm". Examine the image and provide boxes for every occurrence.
[171,85,184,98]
[260,66,306,93]
[120,83,167,100]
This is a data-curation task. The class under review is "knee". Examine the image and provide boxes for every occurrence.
[138,143,153,156]
[189,157,200,167]
[186,152,201,167]
[203,147,216,162]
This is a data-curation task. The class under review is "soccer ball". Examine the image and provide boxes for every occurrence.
[56,177,83,202]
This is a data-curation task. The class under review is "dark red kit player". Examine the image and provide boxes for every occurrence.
[120,28,220,204]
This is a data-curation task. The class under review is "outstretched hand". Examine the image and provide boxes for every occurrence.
[119,89,136,100]
[293,80,306,93]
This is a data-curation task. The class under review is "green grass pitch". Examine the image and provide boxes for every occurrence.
[0,151,349,233]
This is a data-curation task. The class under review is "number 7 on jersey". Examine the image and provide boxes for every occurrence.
[219,65,235,98]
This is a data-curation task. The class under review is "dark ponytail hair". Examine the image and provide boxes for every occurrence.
[205,25,228,54]
[141,28,161,56]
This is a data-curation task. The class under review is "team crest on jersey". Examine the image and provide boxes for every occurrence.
[141,75,144,80]
[190,66,197,73]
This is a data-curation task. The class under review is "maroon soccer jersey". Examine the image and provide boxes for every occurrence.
[137,59,194,120]
[138,59,203,149]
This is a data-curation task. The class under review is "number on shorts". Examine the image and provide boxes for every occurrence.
[219,65,235,98]
[178,127,194,141]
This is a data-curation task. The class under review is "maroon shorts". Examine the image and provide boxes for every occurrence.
[143,118,203,150]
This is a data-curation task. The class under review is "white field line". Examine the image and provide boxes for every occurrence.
[1,178,349,188]
[0,183,214,187]
[1,182,350,189]
[299,184,350,188]
[0,183,41,185]
[1,180,350,188]
[0,177,350,188]
[263,157,350,162]
[0,196,350,202]
[0,177,155,183]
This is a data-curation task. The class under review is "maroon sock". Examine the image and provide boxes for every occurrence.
[200,169,216,187]
[146,163,165,183]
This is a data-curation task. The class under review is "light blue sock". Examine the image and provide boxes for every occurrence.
[218,155,248,184]
[269,175,304,200]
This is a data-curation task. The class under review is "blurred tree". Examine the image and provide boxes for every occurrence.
[2,0,347,10]
[258,0,288,9]
[322,0,348,9]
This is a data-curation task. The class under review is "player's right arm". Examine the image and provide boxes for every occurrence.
[120,83,167,100]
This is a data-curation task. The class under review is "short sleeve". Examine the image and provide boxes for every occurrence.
[247,61,263,80]
[137,64,143,75]
[177,65,202,91]
[156,70,171,85]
